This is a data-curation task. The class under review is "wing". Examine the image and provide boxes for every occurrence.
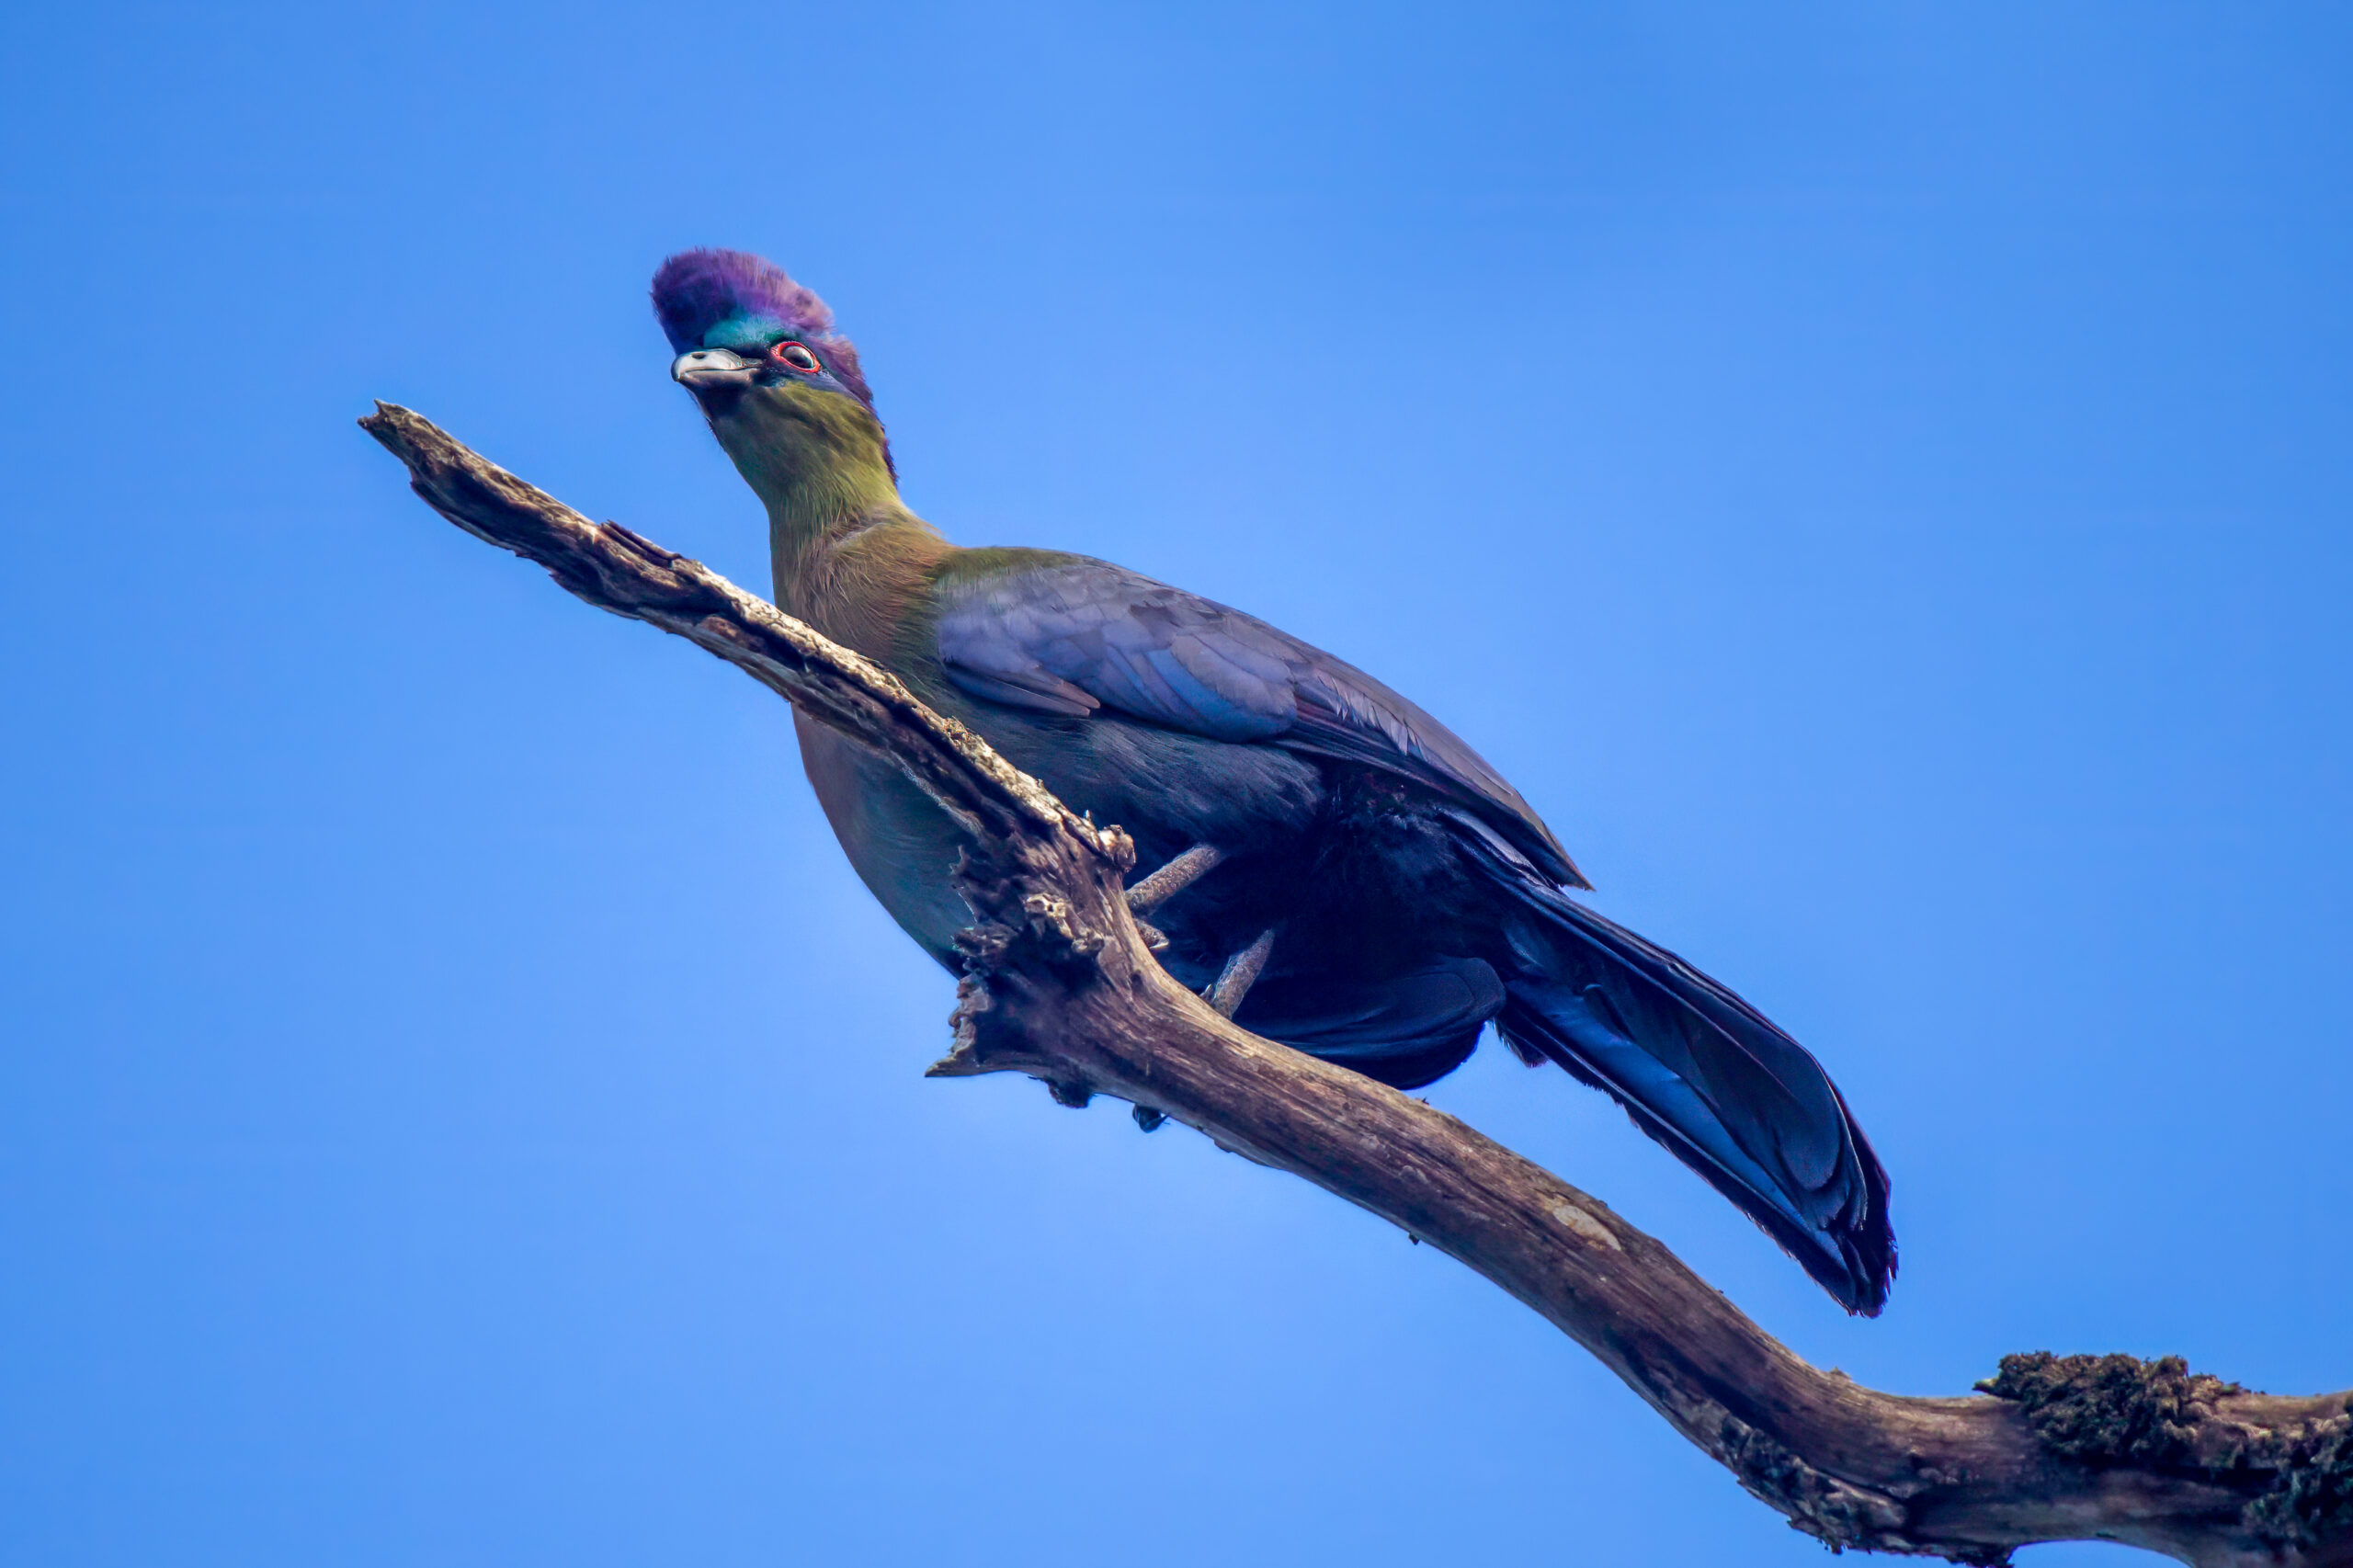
[933,553,1586,887]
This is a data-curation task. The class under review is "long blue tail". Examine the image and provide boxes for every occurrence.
[1454,817,1896,1314]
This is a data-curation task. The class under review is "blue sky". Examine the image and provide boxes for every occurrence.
[3,4,2347,1564]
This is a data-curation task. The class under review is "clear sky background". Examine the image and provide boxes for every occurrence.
[3,5,2347,1565]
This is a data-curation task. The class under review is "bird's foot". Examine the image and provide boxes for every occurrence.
[1205,928,1276,1018]
[1127,844,1225,915]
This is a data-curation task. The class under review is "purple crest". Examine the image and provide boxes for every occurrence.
[650,248,875,406]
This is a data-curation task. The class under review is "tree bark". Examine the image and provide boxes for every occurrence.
[361,403,2353,1568]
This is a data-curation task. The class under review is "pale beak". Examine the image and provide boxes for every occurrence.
[671,347,758,394]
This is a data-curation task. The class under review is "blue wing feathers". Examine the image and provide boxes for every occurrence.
[936,556,1583,883]
[930,551,1893,1313]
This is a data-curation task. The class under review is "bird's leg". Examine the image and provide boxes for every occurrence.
[1205,927,1277,1018]
[1126,843,1226,914]
[1129,846,1243,1127]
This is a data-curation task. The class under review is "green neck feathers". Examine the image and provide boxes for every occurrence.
[707,381,946,654]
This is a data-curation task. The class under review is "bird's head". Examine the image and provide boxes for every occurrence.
[652,248,895,515]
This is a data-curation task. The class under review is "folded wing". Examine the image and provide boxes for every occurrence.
[934,554,1585,886]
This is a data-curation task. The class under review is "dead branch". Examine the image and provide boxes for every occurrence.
[361,402,2353,1568]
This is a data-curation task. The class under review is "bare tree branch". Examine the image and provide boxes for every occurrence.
[360,403,2353,1568]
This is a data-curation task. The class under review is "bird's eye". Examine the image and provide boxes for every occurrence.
[772,342,823,374]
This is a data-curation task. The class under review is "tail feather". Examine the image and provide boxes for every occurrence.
[1454,815,1895,1314]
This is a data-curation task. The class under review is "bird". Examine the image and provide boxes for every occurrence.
[652,247,1897,1314]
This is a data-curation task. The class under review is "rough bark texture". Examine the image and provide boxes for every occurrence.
[362,402,2353,1567]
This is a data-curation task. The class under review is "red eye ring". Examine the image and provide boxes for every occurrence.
[771,341,823,374]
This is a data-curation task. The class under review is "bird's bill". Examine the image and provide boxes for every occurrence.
[671,347,758,395]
